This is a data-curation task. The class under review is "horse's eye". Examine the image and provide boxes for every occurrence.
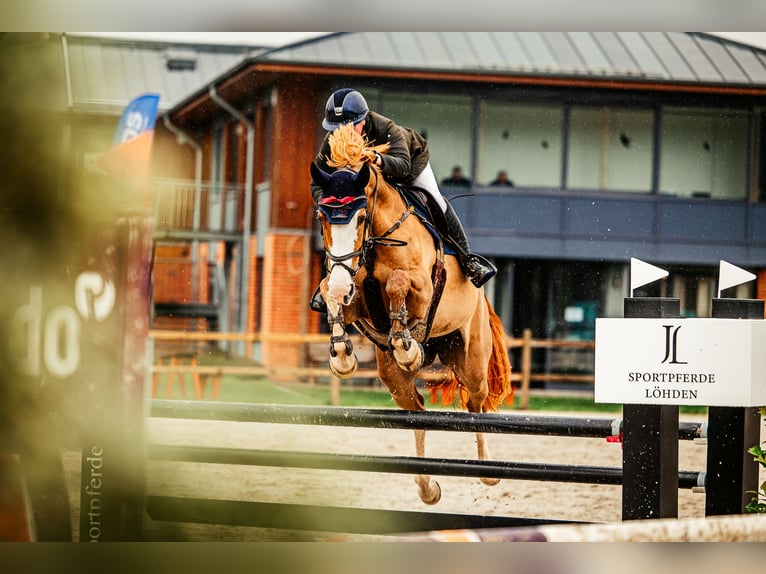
[357,212,368,224]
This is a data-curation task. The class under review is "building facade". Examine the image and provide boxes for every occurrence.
[156,32,766,372]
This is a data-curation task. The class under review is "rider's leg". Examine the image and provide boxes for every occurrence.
[442,201,497,287]
[411,163,496,288]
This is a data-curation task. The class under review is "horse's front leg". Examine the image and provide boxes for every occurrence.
[377,350,440,505]
[385,270,423,372]
[324,285,358,378]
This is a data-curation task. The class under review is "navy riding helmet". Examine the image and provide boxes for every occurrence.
[322,89,369,131]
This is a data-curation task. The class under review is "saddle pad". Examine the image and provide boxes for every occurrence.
[397,187,456,256]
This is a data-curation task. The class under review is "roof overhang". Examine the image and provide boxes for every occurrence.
[168,60,766,127]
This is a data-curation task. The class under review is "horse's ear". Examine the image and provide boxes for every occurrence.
[310,162,330,188]
[356,162,371,191]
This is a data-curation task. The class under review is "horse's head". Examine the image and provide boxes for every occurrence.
[311,161,372,307]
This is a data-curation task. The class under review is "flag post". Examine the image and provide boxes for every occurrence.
[621,259,680,520]
[706,261,762,516]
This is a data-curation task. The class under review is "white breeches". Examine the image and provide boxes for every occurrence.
[411,162,447,213]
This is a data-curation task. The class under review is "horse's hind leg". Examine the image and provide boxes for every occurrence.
[475,432,500,486]
[463,383,501,486]
[442,337,500,487]
[385,270,424,372]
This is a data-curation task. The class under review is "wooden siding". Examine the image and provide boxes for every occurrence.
[271,77,322,230]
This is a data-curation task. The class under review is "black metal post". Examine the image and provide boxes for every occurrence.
[622,297,680,520]
[705,298,764,516]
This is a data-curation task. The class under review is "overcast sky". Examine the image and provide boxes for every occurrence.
[75,31,766,51]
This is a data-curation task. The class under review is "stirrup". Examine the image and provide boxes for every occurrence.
[310,287,327,313]
[464,254,497,288]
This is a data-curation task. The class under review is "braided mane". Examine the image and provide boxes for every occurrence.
[327,123,390,171]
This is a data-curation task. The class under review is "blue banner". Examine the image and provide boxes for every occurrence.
[112,93,160,146]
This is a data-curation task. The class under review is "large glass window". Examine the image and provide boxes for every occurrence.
[382,92,473,187]
[659,107,748,200]
[477,101,563,188]
[567,107,654,192]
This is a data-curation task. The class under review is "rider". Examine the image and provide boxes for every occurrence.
[309,88,496,311]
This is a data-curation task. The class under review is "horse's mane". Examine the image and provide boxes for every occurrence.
[327,124,390,171]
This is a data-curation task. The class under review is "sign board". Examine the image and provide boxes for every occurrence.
[595,318,766,407]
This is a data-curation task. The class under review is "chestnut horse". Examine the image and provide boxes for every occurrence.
[310,124,512,504]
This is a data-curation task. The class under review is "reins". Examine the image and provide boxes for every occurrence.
[361,169,412,270]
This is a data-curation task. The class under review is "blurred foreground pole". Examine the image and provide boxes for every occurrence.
[0,38,157,540]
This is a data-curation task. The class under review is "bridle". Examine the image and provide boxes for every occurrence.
[317,168,412,280]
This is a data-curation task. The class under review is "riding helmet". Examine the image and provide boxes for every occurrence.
[322,88,369,131]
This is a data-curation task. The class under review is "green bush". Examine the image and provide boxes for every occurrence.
[746,407,766,513]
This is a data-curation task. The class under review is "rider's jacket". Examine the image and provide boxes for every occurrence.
[311,111,429,202]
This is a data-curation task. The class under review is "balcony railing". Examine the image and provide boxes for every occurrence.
[152,178,245,236]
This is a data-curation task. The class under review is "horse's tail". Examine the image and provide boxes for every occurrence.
[427,295,514,410]
[483,294,514,411]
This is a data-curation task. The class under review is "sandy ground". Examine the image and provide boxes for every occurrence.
[60,407,765,541]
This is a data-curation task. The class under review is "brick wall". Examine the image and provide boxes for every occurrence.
[261,231,316,368]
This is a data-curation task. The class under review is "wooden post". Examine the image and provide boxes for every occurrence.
[191,356,203,399]
[520,328,533,409]
[151,356,164,398]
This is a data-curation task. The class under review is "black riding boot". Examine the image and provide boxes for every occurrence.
[444,201,497,288]
[309,285,327,313]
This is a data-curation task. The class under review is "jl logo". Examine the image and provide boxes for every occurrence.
[661,325,687,365]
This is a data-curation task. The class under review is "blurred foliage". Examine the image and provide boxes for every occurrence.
[746,406,766,513]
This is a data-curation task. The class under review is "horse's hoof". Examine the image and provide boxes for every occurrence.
[481,477,501,486]
[329,354,358,378]
[418,480,441,505]
[394,341,424,373]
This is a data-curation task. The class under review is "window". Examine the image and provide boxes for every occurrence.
[567,107,654,192]
[382,92,473,186]
[477,101,563,188]
[659,107,748,200]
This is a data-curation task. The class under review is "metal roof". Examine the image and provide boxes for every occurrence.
[259,32,766,87]
[63,34,259,114]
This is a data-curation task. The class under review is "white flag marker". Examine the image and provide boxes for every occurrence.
[630,257,669,297]
[718,260,756,298]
